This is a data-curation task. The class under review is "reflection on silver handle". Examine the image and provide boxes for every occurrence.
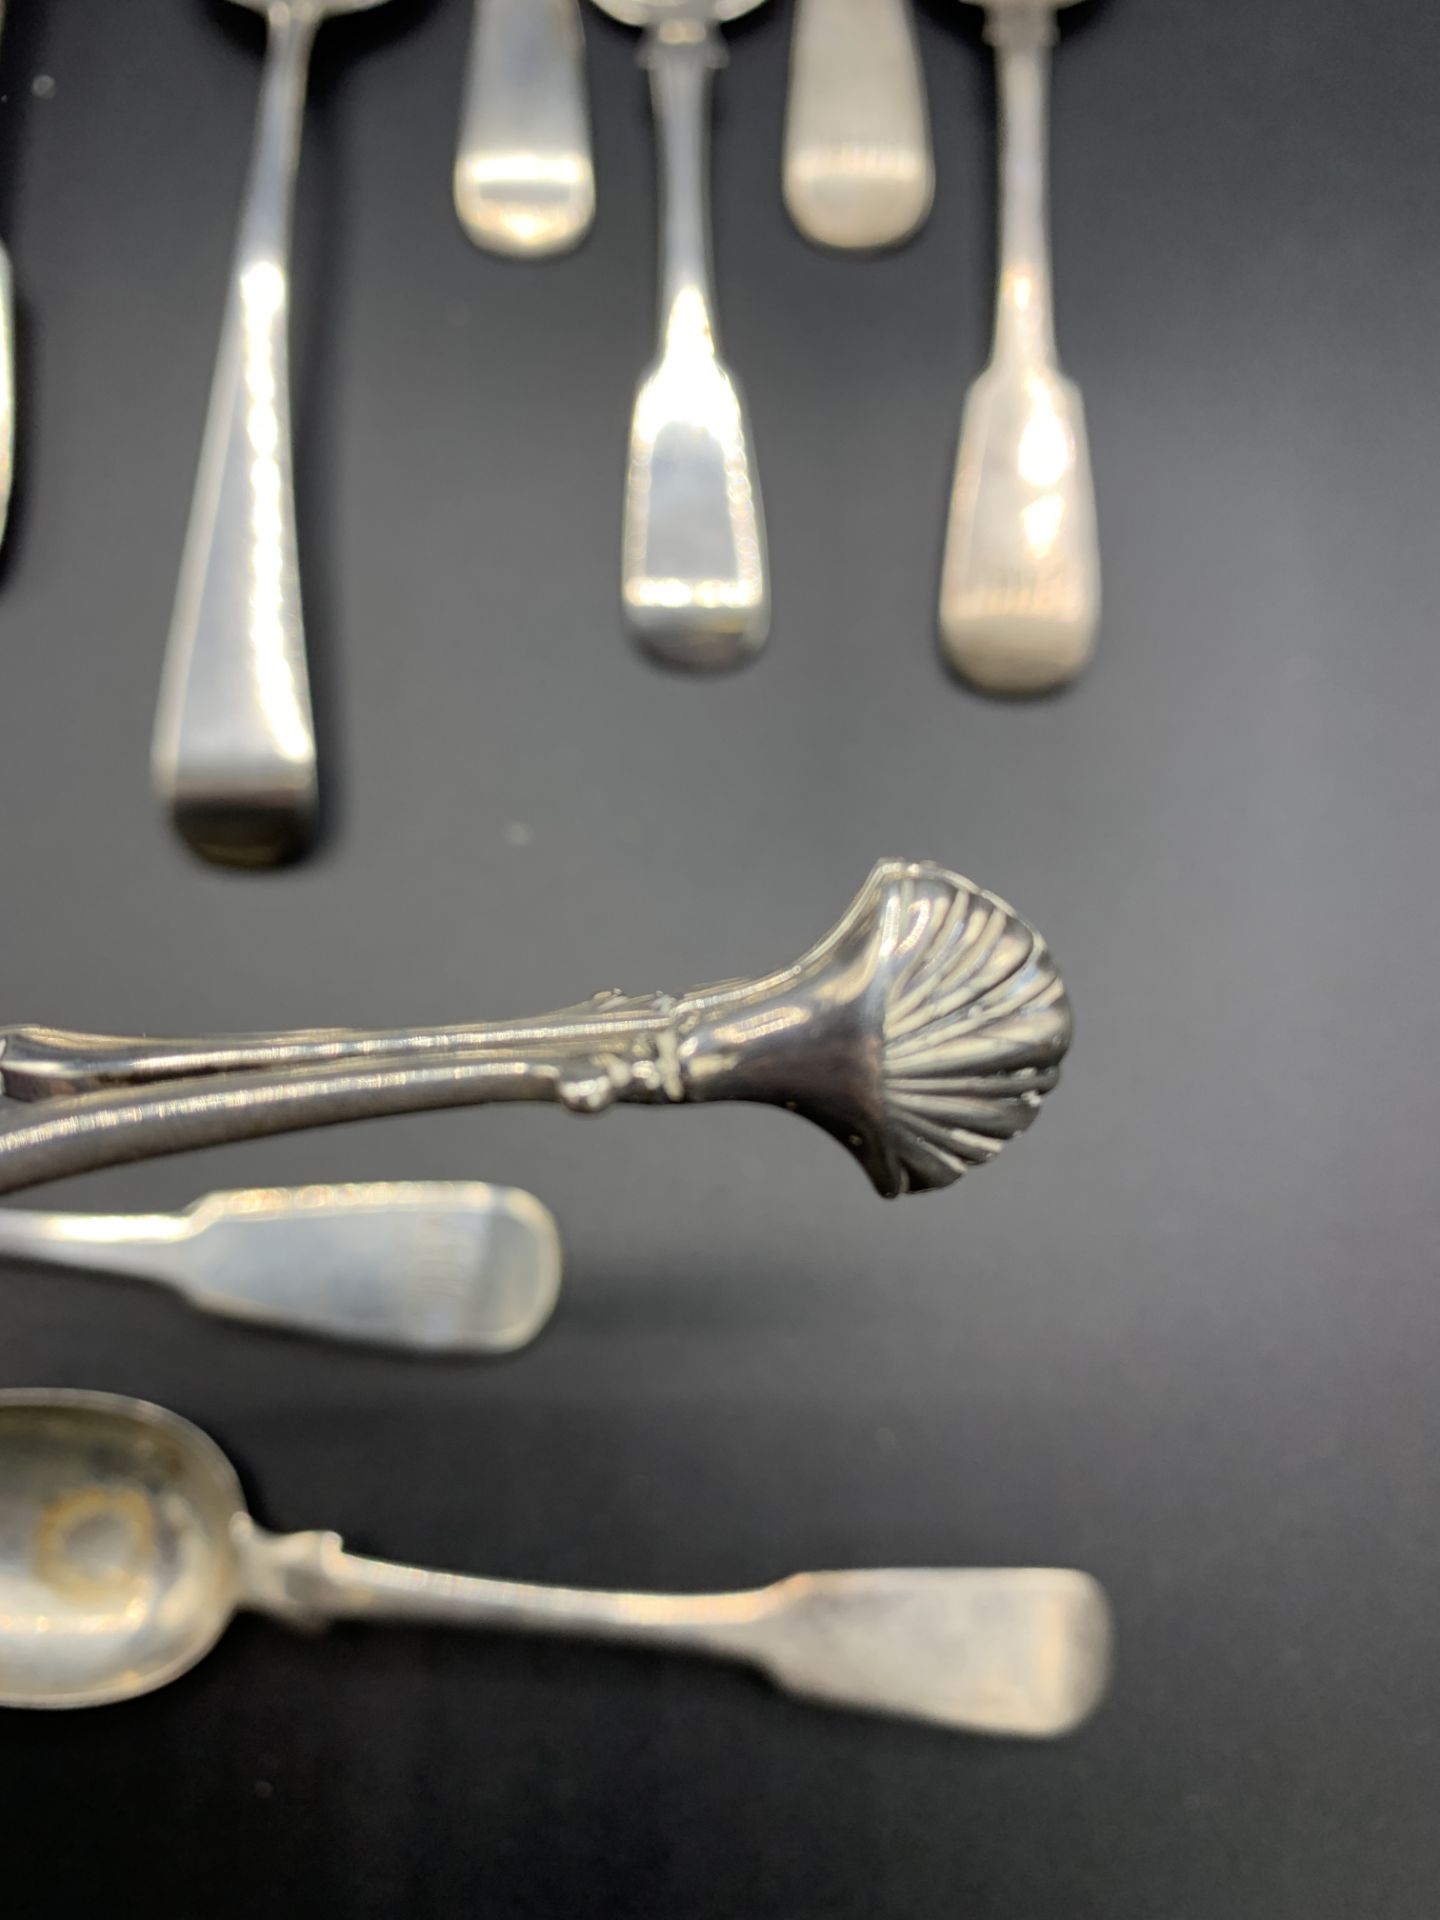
[940,7,1098,696]
[0,1182,562,1354]
[249,1539,1110,1737]
[455,0,595,257]
[0,861,1071,1201]
[622,25,767,671]
[784,0,933,252]
[153,7,319,867]
[0,241,14,550]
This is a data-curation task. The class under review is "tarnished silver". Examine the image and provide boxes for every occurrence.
[153,0,394,868]
[589,0,769,670]
[0,1182,561,1354]
[0,1389,1113,1730]
[939,1,1099,696]
[783,0,933,252]
[455,0,595,257]
[0,860,1070,1198]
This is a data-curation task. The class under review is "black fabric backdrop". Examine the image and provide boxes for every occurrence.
[1,1,1437,1914]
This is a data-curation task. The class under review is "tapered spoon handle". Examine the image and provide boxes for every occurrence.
[245,1535,1111,1737]
[153,6,319,867]
[455,0,595,256]
[784,0,933,251]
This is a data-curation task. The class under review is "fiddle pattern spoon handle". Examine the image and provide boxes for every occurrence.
[783,0,933,251]
[455,0,595,256]
[939,4,1098,697]
[152,3,319,867]
[622,23,768,670]
[0,1182,562,1354]
[244,1529,1111,1738]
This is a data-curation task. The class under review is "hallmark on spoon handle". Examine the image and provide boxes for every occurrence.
[153,7,319,867]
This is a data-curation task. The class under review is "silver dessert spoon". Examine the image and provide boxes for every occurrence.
[455,0,595,257]
[939,0,1098,696]
[588,0,769,670]
[0,1388,1113,1730]
[0,1182,561,1354]
[153,0,397,868]
[783,0,933,252]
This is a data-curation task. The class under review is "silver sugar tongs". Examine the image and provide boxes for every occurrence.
[0,862,1071,1200]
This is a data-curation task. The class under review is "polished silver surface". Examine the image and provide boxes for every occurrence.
[0,1389,1113,1730]
[590,0,769,669]
[0,239,14,553]
[783,0,933,252]
[153,0,393,868]
[0,1182,561,1354]
[939,1,1099,696]
[455,0,595,257]
[0,860,1071,1197]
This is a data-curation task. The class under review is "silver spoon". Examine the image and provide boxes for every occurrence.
[0,1389,1113,1729]
[588,0,769,670]
[783,0,933,252]
[455,0,595,257]
[0,1182,561,1354]
[153,0,396,869]
[939,0,1099,696]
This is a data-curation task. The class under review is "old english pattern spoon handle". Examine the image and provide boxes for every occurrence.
[246,1531,1110,1737]
[783,0,933,252]
[152,3,319,867]
[455,0,595,256]
[622,23,767,670]
[939,2,1098,697]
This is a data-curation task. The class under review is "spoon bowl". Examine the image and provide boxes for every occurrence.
[0,1392,242,1709]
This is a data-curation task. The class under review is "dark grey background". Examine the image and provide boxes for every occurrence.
[1,0,1437,1912]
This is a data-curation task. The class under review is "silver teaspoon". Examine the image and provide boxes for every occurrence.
[153,0,397,868]
[0,1389,1113,1731]
[589,0,769,670]
[455,0,595,257]
[784,0,933,252]
[0,1182,561,1354]
[939,0,1099,696]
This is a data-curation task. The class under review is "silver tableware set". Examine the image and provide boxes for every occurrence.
[0,3,1117,1738]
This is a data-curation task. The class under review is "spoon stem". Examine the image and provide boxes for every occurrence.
[989,8,1056,367]
[304,1541,771,1663]
[650,26,720,349]
[0,1208,186,1284]
[152,3,320,867]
